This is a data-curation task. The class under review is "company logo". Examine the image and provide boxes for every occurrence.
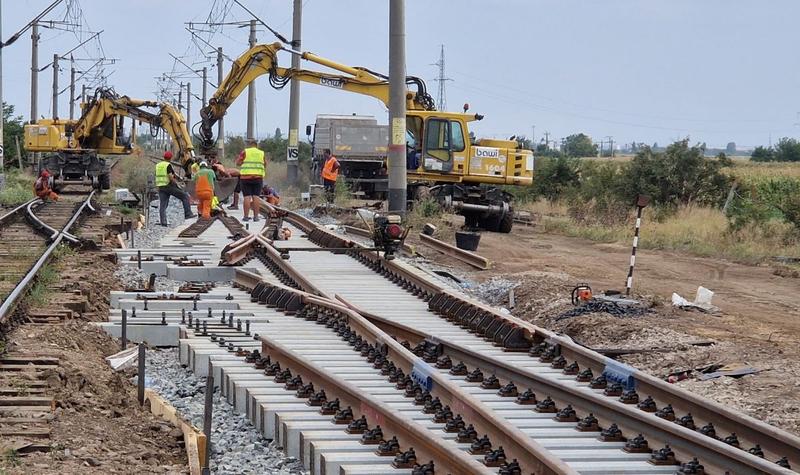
[474,146,500,158]
[320,77,344,89]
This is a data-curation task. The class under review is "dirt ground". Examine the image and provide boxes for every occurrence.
[411,222,800,436]
[1,220,188,473]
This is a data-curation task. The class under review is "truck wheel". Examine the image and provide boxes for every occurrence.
[100,173,111,190]
[497,210,514,233]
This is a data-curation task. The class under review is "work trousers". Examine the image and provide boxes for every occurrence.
[158,184,193,225]
[196,189,213,219]
[323,179,336,203]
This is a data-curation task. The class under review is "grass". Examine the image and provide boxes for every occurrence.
[0,169,34,206]
[525,201,800,263]
[26,262,59,306]
[728,161,800,180]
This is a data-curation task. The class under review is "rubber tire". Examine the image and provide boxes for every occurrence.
[497,210,513,233]
[100,173,111,190]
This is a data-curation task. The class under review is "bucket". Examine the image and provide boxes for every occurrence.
[455,231,481,251]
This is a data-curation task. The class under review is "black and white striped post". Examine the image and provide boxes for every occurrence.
[626,195,650,296]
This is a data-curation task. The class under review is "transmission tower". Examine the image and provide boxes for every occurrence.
[431,44,452,111]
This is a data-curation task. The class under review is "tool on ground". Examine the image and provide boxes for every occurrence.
[571,283,593,305]
[372,214,408,260]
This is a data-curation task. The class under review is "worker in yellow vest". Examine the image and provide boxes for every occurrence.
[154,151,195,226]
[235,138,266,222]
[321,148,340,203]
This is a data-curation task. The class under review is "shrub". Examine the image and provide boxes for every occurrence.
[531,156,580,201]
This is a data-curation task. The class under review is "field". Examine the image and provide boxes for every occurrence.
[519,160,800,264]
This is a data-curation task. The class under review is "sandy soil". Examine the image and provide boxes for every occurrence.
[413,223,800,436]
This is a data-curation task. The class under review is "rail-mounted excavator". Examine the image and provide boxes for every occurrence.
[24,88,195,190]
[198,42,534,232]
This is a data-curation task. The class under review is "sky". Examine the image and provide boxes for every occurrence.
[3,0,800,149]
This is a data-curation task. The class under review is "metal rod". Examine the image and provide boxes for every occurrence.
[202,361,214,472]
[69,65,76,119]
[121,309,128,350]
[137,250,142,270]
[388,0,407,213]
[137,343,145,405]
[286,0,302,185]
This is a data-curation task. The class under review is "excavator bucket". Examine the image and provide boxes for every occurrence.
[185,176,240,202]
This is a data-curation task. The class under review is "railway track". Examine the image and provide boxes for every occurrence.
[239,205,800,474]
[0,191,96,323]
[106,206,800,474]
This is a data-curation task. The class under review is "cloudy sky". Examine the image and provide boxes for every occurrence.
[3,0,799,148]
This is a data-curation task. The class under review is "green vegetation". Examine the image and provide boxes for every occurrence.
[26,262,58,306]
[750,137,800,162]
[516,139,800,262]
[2,102,28,169]
[0,169,34,206]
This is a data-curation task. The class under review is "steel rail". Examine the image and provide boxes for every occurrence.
[0,199,37,225]
[25,199,82,244]
[256,203,800,473]
[235,269,576,475]
[0,191,95,323]
[418,232,491,270]
[335,295,792,475]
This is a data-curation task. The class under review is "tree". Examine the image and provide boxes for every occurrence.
[726,142,736,154]
[531,156,580,200]
[773,137,800,162]
[617,140,731,207]
[562,133,597,157]
[750,145,774,162]
[2,103,27,168]
[273,127,283,140]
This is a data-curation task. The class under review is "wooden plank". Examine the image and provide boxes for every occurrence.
[0,356,60,365]
[0,397,53,407]
[143,388,205,474]
[0,428,51,438]
[0,364,59,372]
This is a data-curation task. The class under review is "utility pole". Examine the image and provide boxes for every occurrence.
[51,53,59,118]
[30,23,39,123]
[216,47,224,159]
[605,136,614,157]
[530,125,535,145]
[69,64,76,119]
[543,131,551,149]
[388,0,407,212]
[178,82,183,114]
[81,84,86,104]
[201,66,207,106]
[186,82,191,131]
[246,19,256,139]
[287,0,302,185]
[1,2,4,189]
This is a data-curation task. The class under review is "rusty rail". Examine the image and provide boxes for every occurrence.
[418,232,491,270]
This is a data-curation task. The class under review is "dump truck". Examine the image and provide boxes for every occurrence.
[306,114,389,198]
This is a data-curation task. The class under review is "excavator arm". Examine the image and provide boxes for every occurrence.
[198,41,435,155]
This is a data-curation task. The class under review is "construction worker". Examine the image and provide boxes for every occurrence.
[155,150,195,226]
[262,185,281,205]
[193,161,216,220]
[321,148,340,203]
[236,138,266,222]
[33,170,58,201]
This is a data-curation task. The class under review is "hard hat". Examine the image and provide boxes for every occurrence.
[200,161,209,168]
[163,151,173,160]
[41,169,50,177]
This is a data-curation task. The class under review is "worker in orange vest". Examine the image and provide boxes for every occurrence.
[193,161,216,219]
[33,170,59,201]
[321,148,340,203]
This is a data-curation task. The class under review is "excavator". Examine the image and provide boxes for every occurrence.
[198,42,534,232]
[24,88,195,190]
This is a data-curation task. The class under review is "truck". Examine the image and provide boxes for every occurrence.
[306,114,389,198]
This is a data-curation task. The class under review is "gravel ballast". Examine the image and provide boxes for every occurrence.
[145,348,305,474]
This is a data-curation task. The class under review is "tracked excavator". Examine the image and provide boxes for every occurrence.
[198,42,533,232]
[24,88,195,190]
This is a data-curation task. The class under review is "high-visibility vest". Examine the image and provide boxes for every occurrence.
[155,161,170,187]
[240,147,265,177]
[322,156,339,181]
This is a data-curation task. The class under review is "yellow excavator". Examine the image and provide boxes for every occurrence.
[24,87,195,190]
[198,42,533,232]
